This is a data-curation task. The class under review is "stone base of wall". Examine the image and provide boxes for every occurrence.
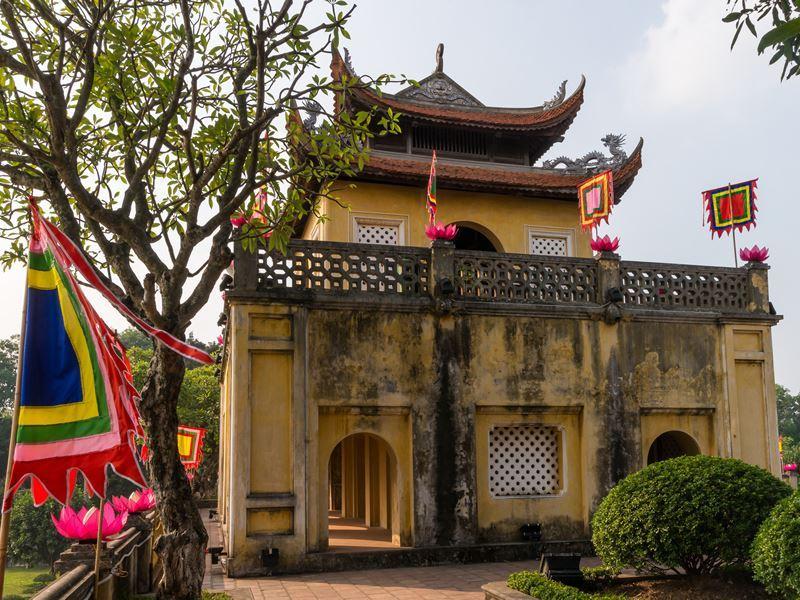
[228,539,592,577]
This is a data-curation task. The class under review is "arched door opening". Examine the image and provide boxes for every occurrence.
[647,431,701,465]
[327,433,399,551]
[452,225,498,252]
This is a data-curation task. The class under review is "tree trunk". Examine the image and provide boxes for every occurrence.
[139,343,208,600]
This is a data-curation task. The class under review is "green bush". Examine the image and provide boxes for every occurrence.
[592,455,790,575]
[751,490,800,597]
[506,570,624,600]
[581,565,619,584]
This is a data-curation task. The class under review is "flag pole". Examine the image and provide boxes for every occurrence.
[728,183,739,267]
[0,277,29,599]
[93,497,104,599]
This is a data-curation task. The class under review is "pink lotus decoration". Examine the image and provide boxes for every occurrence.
[230,214,247,228]
[425,222,458,241]
[739,245,769,263]
[51,504,128,542]
[217,335,224,345]
[590,235,620,253]
[784,463,798,472]
[111,488,156,514]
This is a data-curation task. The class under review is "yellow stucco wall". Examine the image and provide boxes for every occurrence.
[218,298,779,575]
[302,181,592,256]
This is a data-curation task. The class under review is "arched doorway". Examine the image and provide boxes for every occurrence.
[327,433,399,550]
[451,223,500,252]
[647,431,701,464]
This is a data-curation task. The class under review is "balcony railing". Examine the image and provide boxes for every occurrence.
[232,240,770,316]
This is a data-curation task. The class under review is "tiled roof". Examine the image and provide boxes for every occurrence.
[332,51,585,133]
[353,139,644,201]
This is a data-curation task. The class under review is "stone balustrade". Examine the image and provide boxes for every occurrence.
[232,239,772,317]
[32,512,158,600]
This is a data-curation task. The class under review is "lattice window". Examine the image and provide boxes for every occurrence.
[489,425,561,497]
[530,234,568,257]
[353,217,403,246]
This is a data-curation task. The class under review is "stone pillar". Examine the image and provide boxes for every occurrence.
[378,448,390,530]
[746,262,770,314]
[595,251,621,304]
[430,239,456,300]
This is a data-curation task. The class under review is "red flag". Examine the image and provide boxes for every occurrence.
[426,151,438,224]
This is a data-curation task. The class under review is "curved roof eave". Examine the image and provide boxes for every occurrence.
[331,50,585,132]
[351,138,644,202]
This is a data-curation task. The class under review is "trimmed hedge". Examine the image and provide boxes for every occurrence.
[591,455,790,575]
[506,571,624,600]
[751,491,800,597]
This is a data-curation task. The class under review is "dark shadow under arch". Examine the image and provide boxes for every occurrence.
[647,430,701,465]
[451,222,502,252]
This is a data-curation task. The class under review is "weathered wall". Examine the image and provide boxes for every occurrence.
[218,292,779,575]
[302,181,592,256]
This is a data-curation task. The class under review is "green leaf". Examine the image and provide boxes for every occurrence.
[722,12,742,22]
[758,17,800,53]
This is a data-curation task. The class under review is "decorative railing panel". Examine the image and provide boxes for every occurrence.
[454,251,597,304]
[258,240,431,297]
[619,261,748,312]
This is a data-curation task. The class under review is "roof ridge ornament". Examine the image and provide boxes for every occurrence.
[542,80,568,110]
[435,43,444,73]
[542,134,629,172]
[344,47,357,75]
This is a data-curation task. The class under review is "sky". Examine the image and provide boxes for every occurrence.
[0,0,798,390]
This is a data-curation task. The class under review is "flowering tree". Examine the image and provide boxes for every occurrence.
[0,1,400,597]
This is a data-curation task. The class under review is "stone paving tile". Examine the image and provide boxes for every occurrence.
[205,559,534,599]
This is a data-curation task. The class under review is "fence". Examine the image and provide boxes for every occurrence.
[233,240,768,315]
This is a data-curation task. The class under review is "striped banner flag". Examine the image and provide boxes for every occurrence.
[4,214,147,510]
[426,150,438,224]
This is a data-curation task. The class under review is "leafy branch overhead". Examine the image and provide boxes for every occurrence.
[0,2,403,596]
[0,0,402,331]
[725,0,800,80]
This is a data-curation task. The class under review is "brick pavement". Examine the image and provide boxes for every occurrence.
[205,559,534,599]
[202,513,544,599]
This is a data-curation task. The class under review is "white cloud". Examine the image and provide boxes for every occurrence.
[626,0,767,113]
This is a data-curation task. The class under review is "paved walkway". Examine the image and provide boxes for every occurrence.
[205,559,533,599]
[202,514,549,599]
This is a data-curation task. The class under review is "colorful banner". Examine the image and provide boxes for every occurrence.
[577,170,614,231]
[702,179,758,237]
[426,150,438,224]
[4,215,146,510]
[34,205,213,364]
[177,425,206,472]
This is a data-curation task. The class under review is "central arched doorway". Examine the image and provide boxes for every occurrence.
[327,433,399,550]
[647,430,701,464]
[451,223,501,252]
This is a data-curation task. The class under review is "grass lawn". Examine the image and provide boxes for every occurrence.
[2,567,53,599]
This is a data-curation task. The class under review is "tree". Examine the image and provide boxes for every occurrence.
[0,2,400,597]
[7,492,68,570]
[777,385,800,439]
[725,1,800,80]
[0,335,17,412]
[124,328,221,498]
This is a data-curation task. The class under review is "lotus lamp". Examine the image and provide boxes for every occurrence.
[51,504,128,542]
[739,245,769,263]
[425,222,458,241]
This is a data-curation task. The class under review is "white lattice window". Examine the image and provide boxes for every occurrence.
[527,227,573,257]
[352,215,406,246]
[489,425,562,497]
